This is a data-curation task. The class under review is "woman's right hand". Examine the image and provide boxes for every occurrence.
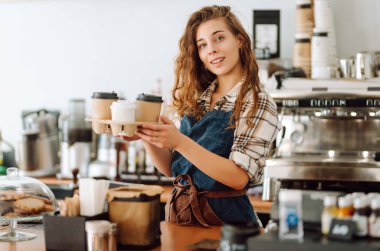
[119,134,141,141]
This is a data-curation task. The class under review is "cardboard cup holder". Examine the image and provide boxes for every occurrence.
[86,118,160,137]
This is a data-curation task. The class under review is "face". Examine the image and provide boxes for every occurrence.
[195,18,243,78]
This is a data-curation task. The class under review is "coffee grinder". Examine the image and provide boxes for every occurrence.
[59,99,94,179]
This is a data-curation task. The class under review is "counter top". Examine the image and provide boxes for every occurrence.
[248,230,380,251]
[0,222,220,251]
[38,177,272,214]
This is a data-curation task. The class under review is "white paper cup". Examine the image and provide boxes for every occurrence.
[111,100,136,123]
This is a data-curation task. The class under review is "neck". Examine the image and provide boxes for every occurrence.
[216,69,244,95]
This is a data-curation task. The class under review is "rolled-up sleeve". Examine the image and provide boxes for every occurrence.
[230,92,281,185]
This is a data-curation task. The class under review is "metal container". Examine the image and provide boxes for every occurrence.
[374,51,380,77]
[17,109,60,176]
[339,58,355,78]
[355,52,375,79]
[86,221,110,251]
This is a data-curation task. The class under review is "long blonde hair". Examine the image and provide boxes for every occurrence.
[172,5,262,127]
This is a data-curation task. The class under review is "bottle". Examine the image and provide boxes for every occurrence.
[127,141,136,174]
[0,131,7,175]
[352,197,369,237]
[0,142,3,166]
[337,196,354,219]
[321,196,338,235]
[369,198,380,238]
[279,190,303,240]
[108,223,117,251]
[0,149,5,175]
[145,154,155,174]
[0,130,17,168]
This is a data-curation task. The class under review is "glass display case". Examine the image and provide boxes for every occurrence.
[0,167,58,241]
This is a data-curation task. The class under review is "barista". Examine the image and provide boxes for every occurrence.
[123,5,280,225]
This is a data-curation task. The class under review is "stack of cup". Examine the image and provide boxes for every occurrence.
[295,0,314,36]
[293,33,311,78]
[91,92,119,134]
[311,0,338,79]
[110,100,136,136]
[293,0,313,78]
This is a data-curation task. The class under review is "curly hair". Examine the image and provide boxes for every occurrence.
[172,5,262,128]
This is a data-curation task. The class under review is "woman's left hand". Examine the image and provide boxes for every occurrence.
[135,115,183,150]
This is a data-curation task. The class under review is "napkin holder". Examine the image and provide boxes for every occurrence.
[43,213,108,251]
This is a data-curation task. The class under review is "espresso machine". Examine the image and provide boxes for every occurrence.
[264,79,380,199]
[262,78,380,224]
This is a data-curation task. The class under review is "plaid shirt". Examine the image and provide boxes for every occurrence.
[197,79,281,185]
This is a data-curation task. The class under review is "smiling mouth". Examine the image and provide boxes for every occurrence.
[210,57,225,64]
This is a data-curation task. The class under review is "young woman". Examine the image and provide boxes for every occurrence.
[124,5,280,225]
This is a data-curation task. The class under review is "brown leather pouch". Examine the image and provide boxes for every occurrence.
[165,174,246,227]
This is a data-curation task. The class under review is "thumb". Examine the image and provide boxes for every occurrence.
[160,115,174,125]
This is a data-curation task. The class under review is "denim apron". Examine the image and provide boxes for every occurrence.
[171,109,257,224]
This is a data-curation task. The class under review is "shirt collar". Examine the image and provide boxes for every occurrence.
[224,78,244,102]
[197,78,245,105]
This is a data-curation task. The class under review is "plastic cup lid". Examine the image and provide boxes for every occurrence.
[137,93,163,103]
[92,92,119,99]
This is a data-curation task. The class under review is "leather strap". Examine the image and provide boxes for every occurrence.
[173,174,247,198]
[172,174,247,227]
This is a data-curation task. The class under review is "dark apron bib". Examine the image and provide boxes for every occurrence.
[171,110,256,223]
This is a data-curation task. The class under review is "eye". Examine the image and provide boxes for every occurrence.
[198,43,206,49]
[216,36,224,42]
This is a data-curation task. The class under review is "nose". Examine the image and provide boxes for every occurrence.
[207,43,217,55]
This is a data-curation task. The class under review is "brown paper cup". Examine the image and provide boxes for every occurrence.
[91,92,119,120]
[135,94,163,122]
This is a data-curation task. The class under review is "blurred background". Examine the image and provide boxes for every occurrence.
[0,0,379,148]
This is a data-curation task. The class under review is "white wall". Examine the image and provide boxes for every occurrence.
[0,0,379,148]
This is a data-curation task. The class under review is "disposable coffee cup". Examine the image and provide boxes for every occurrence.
[91,92,119,119]
[135,93,163,122]
[111,100,136,123]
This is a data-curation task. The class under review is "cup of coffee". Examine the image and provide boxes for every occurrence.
[111,100,135,123]
[135,93,163,122]
[91,92,119,120]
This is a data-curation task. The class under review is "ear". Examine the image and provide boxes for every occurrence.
[237,34,245,48]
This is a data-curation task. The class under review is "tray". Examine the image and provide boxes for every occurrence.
[86,118,159,137]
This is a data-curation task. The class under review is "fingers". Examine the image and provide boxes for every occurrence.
[160,115,174,125]
[137,127,157,137]
[141,123,162,130]
[135,131,159,144]
[119,135,139,141]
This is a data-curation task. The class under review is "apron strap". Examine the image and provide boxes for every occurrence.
[173,174,210,227]
[199,189,246,198]
[172,174,247,227]
[173,174,247,198]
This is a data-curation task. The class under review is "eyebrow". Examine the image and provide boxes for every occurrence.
[196,30,225,43]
